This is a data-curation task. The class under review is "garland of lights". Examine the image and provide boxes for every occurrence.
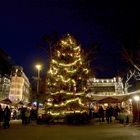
[46,34,90,116]
[52,58,81,67]
[50,91,86,95]
[48,67,88,75]
[48,110,87,116]
[46,97,85,107]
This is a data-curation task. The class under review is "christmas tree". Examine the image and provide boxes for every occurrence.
[45,34,90,117]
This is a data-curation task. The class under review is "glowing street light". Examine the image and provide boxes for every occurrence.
[35,64,42,117]
[134,96,140,102]
[36,64,42,71]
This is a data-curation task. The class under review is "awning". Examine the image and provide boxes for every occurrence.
[97,97,121,103]
[0,98,12,105]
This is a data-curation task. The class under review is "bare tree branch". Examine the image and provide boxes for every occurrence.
[134,71,140,80]
[122,47,140,72]
[124,69,135,93]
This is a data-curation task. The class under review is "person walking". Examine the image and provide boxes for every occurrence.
[21,107,26,124]
[114,106,121,120]
[3,106,11,128]
[25,109,30,124]
[0,105,3,127]
[98,106,104,122]
[106,106,114,124]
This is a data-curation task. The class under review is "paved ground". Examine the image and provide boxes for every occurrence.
[0,120,140,140]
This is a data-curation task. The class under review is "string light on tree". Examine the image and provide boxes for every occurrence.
[45,34,91,116]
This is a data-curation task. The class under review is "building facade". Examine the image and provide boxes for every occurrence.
[0,48,12,100]
[87,77,124,99]
[0,75,11,100]
[9,66,31,103]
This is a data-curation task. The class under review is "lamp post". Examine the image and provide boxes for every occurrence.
[129,99,132,115]
[35,64,42,117]
[133,95,140,122]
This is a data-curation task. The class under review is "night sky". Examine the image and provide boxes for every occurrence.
[0,0,140,78]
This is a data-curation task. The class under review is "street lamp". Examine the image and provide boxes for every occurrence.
[35,64,42,117]
[133,95,140,122]
[129,99,132,115]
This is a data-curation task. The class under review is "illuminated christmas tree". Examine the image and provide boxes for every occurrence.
[45,34,90,117]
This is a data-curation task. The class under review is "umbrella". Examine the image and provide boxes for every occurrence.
[0,98,12,105]
[98,97,121,104]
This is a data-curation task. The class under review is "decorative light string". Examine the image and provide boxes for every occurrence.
[46,97,85,107]
[48,110,87,116]
[52,58,81,67]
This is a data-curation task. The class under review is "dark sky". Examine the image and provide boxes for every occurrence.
[0,0,140,78]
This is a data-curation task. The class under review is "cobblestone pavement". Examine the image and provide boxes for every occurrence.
[0,120,140,140]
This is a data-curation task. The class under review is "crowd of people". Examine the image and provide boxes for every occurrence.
[0,105,11,128]
[0,103,132,129]
[90,105,131,124]
[20,107,37,124]
[98,105,121,123]
[0,104,38,129]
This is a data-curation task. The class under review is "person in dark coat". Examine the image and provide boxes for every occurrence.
[3,106,11,128]
[98,106,104,122]
[21,107,26,124]
[106,106,114,124]
[0,105,3,126]
[114,106,121,120]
